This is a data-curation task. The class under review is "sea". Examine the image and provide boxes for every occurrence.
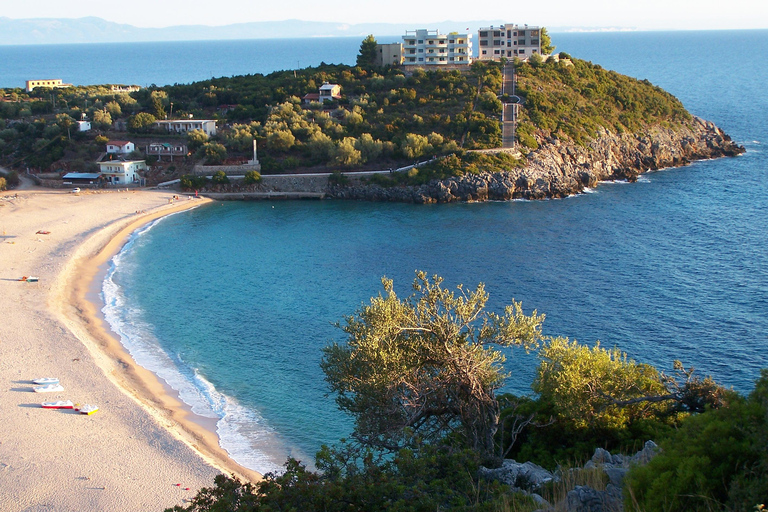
[4,30,767,475]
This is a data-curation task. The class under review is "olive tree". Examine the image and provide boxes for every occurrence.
[321,272,544,458]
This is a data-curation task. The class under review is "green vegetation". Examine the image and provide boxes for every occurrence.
[625,370,768,511]
[243,170,261,184]
[0,32,697,188]
[166,272,764,512]
[356,34,378,70]
[321,272,543,459]
[515,56,691,146]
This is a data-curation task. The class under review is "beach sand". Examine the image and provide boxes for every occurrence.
[0,187,260,511]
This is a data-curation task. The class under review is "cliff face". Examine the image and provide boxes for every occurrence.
[327,117,744,203]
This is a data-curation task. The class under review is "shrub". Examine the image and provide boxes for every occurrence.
[328,170,349,186]
[211,170,229,184]
[0,177,6,191]
[625,370,768,512]
[179,174,207,190]
[243,170,262,184]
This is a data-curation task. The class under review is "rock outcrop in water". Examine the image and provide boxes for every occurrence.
[326,117,744,203]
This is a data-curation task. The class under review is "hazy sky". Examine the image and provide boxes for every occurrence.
[4,0,766,31]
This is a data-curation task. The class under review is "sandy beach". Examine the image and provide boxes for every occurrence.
[0,186,260,511]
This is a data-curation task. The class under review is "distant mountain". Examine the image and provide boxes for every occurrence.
[0,17,518,45]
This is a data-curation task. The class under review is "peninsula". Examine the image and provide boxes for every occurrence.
[0,33,743,200]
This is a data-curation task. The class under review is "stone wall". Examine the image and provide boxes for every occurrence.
[192,163,261,176]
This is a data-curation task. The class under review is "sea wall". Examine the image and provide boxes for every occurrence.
[326,117,745,203]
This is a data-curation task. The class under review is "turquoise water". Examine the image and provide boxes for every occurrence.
[97,30,768,474]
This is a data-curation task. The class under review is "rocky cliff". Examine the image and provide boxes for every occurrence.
[326,117,744,203]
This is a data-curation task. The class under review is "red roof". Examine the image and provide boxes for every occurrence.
[107,140,131,147]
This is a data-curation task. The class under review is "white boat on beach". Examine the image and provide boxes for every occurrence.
[33,383,64,393]
[77,404,99,415]
[33,377,59,385]
[41,400,74,409]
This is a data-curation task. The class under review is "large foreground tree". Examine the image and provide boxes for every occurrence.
[321,272,544,458]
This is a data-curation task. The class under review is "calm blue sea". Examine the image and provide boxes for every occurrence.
[12,30,766,474]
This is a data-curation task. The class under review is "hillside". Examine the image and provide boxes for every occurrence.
[0,51,743,196]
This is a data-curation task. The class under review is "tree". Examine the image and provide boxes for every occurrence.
[92,109,112,129]
[187,129,209,151]
[198,142,226,165]
[56,113,75,140]
[533,337,669,431]
[150,90,169,119]
[127,112,157,133]
[321,272,544,458]
[266,129,295,152]
[400,133,431,159]
[356,34,378,69]
[332,137,362,167]
[540,27,555,55]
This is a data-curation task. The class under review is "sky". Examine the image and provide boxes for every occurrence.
[3,0,767,31]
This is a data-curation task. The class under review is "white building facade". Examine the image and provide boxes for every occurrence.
[402,30,472,66]
[477,24,541,60]
[97,160,146,184]
[154,119,217,136]
[106,140,135,154]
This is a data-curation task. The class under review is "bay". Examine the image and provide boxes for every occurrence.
[15,30,762,474]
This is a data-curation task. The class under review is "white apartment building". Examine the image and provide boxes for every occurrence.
[477,24,541,61]
[402,29,472,66]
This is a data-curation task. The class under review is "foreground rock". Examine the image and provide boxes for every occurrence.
[479,441,659,512]
[327,118,744,203]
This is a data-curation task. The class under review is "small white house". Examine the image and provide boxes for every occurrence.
[76,120,91,132]
[97,160,146,184]
[319,83,342,103]
[106,140,135,154]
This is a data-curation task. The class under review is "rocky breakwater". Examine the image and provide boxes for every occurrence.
[327,117,744,203]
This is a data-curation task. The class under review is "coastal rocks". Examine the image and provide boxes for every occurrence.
[326,117,744,203]
[478,460,555,491]
[566,484,623,512]
[480,441,660,512]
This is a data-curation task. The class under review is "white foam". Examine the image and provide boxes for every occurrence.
[102,218,291,475]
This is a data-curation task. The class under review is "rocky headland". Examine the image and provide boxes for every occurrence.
[326,117,744,203]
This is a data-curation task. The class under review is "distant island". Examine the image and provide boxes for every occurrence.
[0,16,629,46]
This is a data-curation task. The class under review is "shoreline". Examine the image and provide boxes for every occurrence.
[0,188,259,511]
[68,197,263,482]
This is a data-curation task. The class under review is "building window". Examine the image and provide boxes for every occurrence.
[479,31,488,37]
[482,50,487,55]
[479,40,488,46]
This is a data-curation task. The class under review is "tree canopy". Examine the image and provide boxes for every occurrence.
[321,272,544,458]
[356,34,378,69]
